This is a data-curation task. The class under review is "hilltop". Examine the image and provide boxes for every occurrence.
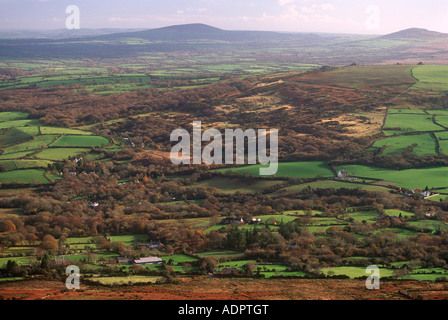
[92,23,320,42]
[381,28,448,40]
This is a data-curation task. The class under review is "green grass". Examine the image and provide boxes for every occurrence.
[0,119,39,130]
[373,227,421,239]
[0,256,35,267]
[345,211,379,223]
[161,254,199,265]
[283,210,322,216]
[322,266,395,279]
[0,150,36,160]
[194,177,285,194]
[411,65,448,92]
[388,108,428,114]
[407,220,448,233]
[51,135,109,147]
[39,126,93,135]
[274,180,391,194]
[109,234,149,245]
[0,159,52,170]
[0,127,33,147]
[427,194,448,202]
[0,111,29,122]
[3,134,59,155]
[195,250,244,259]
[337,164,448,189]
[384,113,442,135]
[384,209,414,218]
[17,126,40,136]
[35,147,90,160]
[0,169,49,184]
[65,237,96,244]
[217,161,334,178]
[433,116,448,129]
[372,133,438,156]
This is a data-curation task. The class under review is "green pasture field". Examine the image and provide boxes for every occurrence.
[3,134,59,155]
[64,237,95,245]
[411,65,448,92]
[435,131,448,139]
[295,65,415,90]
[373,227,422,239]
[273,180,391,194]
[433,116,448,129]
[195,250,244,259]
[0,256,35,268]
[0,128,32,147]
[255,214,299,224]
[215,260,308,277]
[388,108,428,114]
[344,211,379,223]
[16,126,40,136]
[109,234,149,245]
[427,110,448,116]
[438,141,448,155]
[0,169,49,184]
[0,111,29,122]
[161,254,200,265]
[194,177,285,194]
[372,133,438,156]
[407,220,448,233]
[51,135,109,147]
[0,159,52,170]
[322,266,395,279]
[337,165,448,189]
[34,147,90,160]
[0,150,36,160]
[217,161,334,179]
[383,113,443,134]
[312,217,346,226]
[39,126,93,135]
[306,225,336,234]
[384,209,414,217]
[427,194,448,202]
[0,119,38,130]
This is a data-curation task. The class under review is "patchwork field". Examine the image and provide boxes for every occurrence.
[0,111,111,184]
[384,113,442,135]
[411,65,448,92]
[51,135,109,147]
[217,161,335,179]
[0,169,49,184]
[194,177,285,194]
[274,180,391,194]
[372,133,438,156]
[337,165,448,189]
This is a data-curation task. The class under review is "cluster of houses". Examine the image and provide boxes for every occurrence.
[219,217,263,225]
[397,187,439,199]
[116,241,165,266]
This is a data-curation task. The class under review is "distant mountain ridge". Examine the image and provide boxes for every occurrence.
[380,28,448,40]
[89,23,321,42]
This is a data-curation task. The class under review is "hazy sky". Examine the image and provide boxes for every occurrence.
[1,0,448,35]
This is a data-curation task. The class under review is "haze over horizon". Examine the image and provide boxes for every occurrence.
[0,0,447,35]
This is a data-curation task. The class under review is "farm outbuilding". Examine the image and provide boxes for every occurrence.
[134,257,163,265]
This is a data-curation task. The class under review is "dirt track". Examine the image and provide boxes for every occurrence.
[1,277,447,300]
